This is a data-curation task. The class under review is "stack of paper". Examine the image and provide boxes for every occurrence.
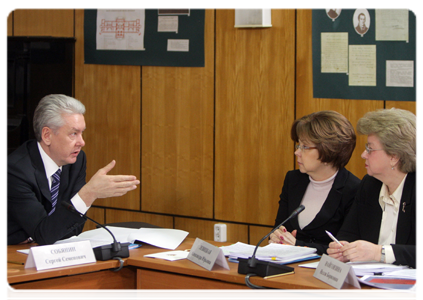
[220,242,318,264]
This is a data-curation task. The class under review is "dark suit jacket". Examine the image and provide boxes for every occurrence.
[274,168,361,254]
[8,140,87,245]
[337,173,416,268]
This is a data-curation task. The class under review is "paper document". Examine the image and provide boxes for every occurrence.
[347,262,408,277]
[220,242,317,263]
[56,227,188,250]
[144,250,189,261]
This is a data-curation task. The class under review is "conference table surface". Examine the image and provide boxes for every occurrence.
[7,238,361,290]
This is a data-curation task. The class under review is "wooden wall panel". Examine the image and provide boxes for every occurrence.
[141,10,215,218]
[105,210,174,229]
[386,101,416,114]
[175,217,249,244]
[215,9,296,226]
[85,207,106,231]
[13,9,74,37]
[249,225,273,246]
[4,8,13,36]
[74,10,141,210]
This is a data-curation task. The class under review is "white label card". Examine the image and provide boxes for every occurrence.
[25,240,96,271]
[187,238,229,271]
[313,254,361,289]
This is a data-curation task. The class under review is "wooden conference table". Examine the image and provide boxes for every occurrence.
[7,238,360,290]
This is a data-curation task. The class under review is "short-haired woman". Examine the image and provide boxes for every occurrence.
[270,111,360,254]
[327,108,416,268]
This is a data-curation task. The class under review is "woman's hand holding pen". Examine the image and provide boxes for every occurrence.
[269,226,297,246]
[327,241,350,262]
[327,240,381,263]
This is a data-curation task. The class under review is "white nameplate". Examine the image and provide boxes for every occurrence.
[187,238,229,271]
[313,254,361,289]
[25,240,96,271]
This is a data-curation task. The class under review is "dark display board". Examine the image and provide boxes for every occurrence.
[312,9,416,101]
[84,9,205,67]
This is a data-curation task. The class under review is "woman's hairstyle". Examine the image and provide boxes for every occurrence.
[291,110,356,170]
[33,94,86,142]
[357,108,416,173]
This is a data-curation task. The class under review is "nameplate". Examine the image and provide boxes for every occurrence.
[187,238,229,271]
[25,240,96,271]
[313,254,360,289]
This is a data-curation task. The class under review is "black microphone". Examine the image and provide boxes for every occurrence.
[62,201,130,261]
[238,205,305,278]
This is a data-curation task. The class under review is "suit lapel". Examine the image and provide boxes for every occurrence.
[395,173,415,244]
[290,174,309,229]
[28,141,51,206]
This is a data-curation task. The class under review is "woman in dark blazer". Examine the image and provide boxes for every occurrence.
[328,108,416,268]
[270,111,360,255]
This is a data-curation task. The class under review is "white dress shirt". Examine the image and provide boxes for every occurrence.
[38,142,89,215]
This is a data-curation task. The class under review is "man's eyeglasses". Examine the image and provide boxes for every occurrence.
[365,143,384,154]
[295,144,318,151]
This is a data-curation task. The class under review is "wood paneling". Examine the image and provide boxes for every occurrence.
[141,10,215,218]
[85,207,106,231]
[105,209,174,229]
[13,9,74,37]
[74,10,141,210]
[386,101,416,114]
[215,9,296,225]
[4,8,13,36]
[175,217,249,244]
[249,225,273,246]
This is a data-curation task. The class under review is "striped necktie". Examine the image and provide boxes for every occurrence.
[49,169,61,216]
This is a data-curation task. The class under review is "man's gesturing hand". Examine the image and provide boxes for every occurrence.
[79,160,140,207]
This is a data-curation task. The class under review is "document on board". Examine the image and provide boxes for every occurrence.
[321,32,349,73]
[386,60,414,87]
[96,9,146,50]
[375,9,409,41]
[348,45,376,86]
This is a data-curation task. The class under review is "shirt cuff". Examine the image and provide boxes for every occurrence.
[384,245,395,264]
[71,193,90,215]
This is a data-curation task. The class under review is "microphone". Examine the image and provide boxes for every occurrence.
[238,205,305,278]
[62,201,130,261]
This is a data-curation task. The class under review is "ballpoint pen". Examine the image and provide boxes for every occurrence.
[325,230,343,246]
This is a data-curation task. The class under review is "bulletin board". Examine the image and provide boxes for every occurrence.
[312,9,416,101]
[84,9,205,67]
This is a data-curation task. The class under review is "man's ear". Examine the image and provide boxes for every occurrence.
[41,127,52,146]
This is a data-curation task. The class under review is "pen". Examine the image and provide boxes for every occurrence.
[8,260,24,265]
[325,230,342,246]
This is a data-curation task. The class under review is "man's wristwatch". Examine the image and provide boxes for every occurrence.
[380,246,386,263]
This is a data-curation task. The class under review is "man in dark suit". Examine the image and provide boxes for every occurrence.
[8,94,140,245]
